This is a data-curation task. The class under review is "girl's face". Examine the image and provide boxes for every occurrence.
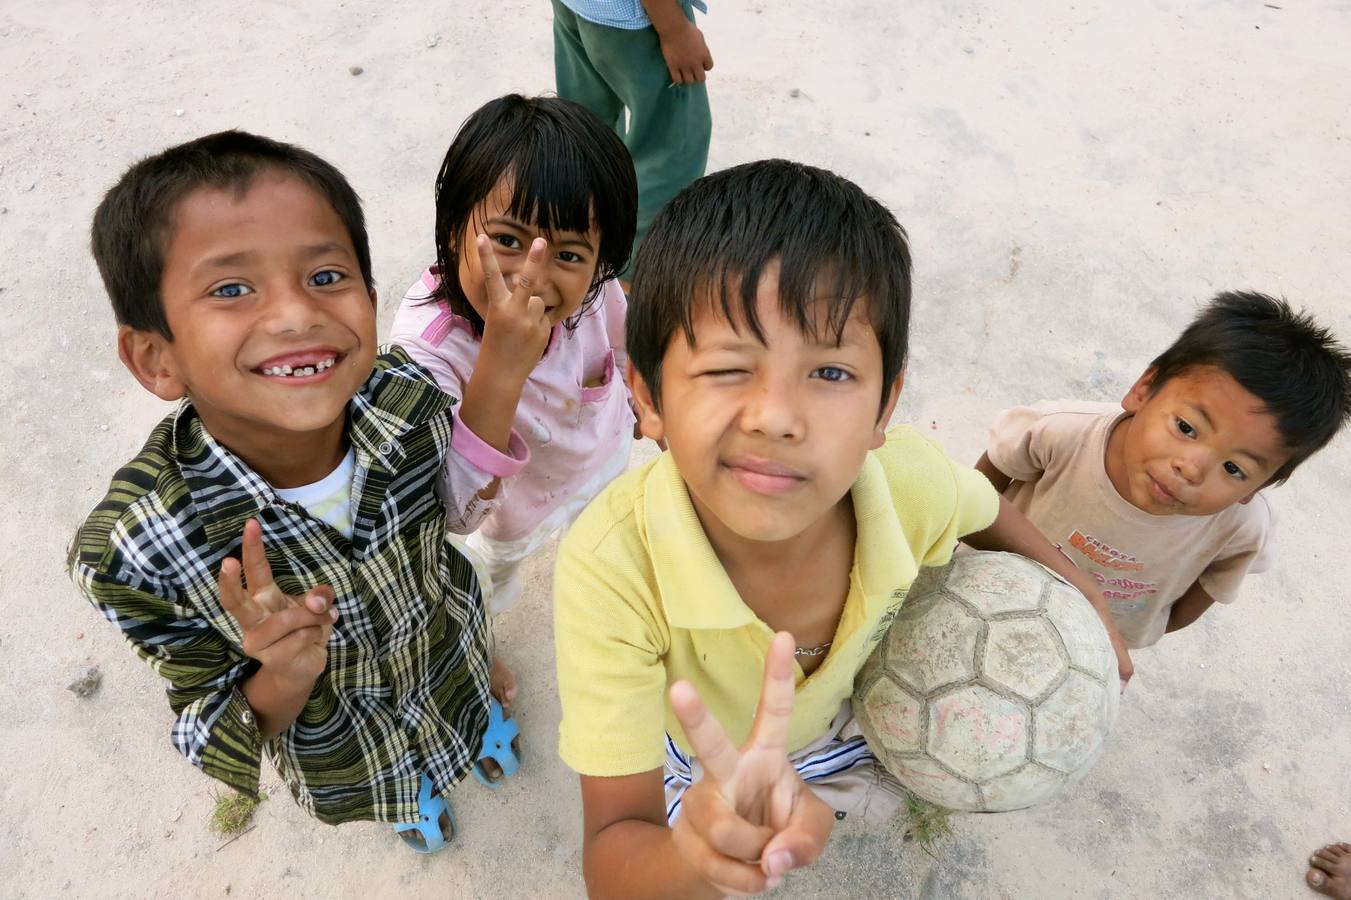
[456,179,602,327]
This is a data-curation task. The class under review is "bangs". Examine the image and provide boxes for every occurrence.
[501,151,600,239]
[627,159,912,415]
[651,161,909,354]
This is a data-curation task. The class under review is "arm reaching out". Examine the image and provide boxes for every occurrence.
[219,518,338,741]
[974,451,1013,494]
[966,497,1135,685]
[578,633,834,898]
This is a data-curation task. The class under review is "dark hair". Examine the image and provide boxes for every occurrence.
[626,159,911,415]
[90,130,373,339]
[431,94,638,334]
[1148,290,1351,483]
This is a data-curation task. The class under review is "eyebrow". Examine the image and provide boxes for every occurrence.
[485,217,595,252]
[1187,401,1271,468]
[196,242,350,274]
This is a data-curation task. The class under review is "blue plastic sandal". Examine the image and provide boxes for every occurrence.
[393,773,456,853]
[473,699,521,788]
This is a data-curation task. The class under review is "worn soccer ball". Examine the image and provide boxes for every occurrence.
[854,551,1120,812]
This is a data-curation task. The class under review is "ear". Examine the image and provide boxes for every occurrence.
[117,325,187,402]
[871,371,905,450]
[625,360,665,444]
[1122,367,1157,413]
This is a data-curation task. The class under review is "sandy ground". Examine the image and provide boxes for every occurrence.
[2,0,1348,897]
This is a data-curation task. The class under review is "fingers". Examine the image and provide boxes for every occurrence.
[759,788,835,884]
[747,632,797,754]
[242,603,334,658]
[240,518,277,598]
[671,680,740,787]
[678,782,775,865]
[508,237,548,309]
[476,234,511,305]
[216,555,262,628]
[303,584,336,615]
[671,807,770,897]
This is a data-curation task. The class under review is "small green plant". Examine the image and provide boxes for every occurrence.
[209,788,265,837]
[901,790,953,858]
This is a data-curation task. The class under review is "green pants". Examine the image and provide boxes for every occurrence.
[552,0,712,278]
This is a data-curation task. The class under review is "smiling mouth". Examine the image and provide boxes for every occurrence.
[254,353,345,379]
[1147,476,1182,505]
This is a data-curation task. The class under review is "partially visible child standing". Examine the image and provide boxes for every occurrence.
[389,94,638,755]
[977,292,1351,650]
[551,0,712,280]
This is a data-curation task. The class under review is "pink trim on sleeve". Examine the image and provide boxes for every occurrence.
[450,408,531,479]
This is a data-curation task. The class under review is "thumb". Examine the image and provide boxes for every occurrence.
[760,791,833,878]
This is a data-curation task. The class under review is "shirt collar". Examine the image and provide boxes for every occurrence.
[648,449,917,631]
[176,347,452,551]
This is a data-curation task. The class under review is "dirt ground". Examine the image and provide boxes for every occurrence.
[2,1,1348,897]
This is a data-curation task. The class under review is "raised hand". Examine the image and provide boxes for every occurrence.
[669,632,835,896]
[217,518,336,689]
[476,233,553,380]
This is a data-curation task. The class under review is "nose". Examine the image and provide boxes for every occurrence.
[264,280,324,334]
[740,372,805,441]
[1171,448,1206,485]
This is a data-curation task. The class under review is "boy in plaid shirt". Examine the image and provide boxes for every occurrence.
[69,131,520,852]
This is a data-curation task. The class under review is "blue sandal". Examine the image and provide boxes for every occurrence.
[394,773,457,853]
[473,699,521,788]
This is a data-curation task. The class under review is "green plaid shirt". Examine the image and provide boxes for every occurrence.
[69,348,490,825]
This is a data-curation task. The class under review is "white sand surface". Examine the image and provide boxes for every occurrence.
[2,1,1348,897]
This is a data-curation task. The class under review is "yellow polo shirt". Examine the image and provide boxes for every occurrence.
[554,426,1000,777]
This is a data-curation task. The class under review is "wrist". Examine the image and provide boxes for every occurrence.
[644,0,692,36]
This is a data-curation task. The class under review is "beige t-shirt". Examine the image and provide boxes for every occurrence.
[987,401,1273,648]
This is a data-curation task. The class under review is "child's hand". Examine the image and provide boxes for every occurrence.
[655,19,714,85]
[669,632,834,895]
[476,233,552,382]
[217,518,337,691]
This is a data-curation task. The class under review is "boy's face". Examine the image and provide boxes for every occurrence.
[630,262,900,548]
[1107,365,1289,516]
[456,179,601,328]
[121,173,376,471]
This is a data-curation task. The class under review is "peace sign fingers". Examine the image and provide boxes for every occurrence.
[747,632,797,756]
[671,679,742,788]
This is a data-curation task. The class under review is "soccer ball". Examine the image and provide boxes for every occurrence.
[854,551,1120,812]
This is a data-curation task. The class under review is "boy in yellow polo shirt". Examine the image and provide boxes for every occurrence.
[553,159,1133,898]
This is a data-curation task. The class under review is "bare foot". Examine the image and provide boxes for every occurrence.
[1308,842,1351,899]
[489,654,518,714]
[478,654,519,783]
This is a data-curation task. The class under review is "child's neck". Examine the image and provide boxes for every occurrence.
[696,495,857,626]
[1103,412,1138,510]
[206,415,349,489]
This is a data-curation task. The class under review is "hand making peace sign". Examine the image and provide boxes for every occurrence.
[475,233,553,382]
[669,632,836,896]
[216,518,337,689]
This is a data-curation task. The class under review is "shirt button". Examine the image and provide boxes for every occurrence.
[378,441,394,456]
[241,709,254,726]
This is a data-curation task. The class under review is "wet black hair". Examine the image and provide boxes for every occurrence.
[90,129,373,339]
[626,159,911,416]
[1148,290,1351,483]
[430,94,638,334]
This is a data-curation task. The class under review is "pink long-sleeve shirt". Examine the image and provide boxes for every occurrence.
[390,268,635,542]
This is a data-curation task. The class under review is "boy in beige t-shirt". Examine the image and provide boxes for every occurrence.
[977,291,1350,649]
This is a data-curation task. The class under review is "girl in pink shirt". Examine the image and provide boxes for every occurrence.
[389,95,638,782]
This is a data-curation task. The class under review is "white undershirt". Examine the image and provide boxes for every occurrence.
[275,448,356,540]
